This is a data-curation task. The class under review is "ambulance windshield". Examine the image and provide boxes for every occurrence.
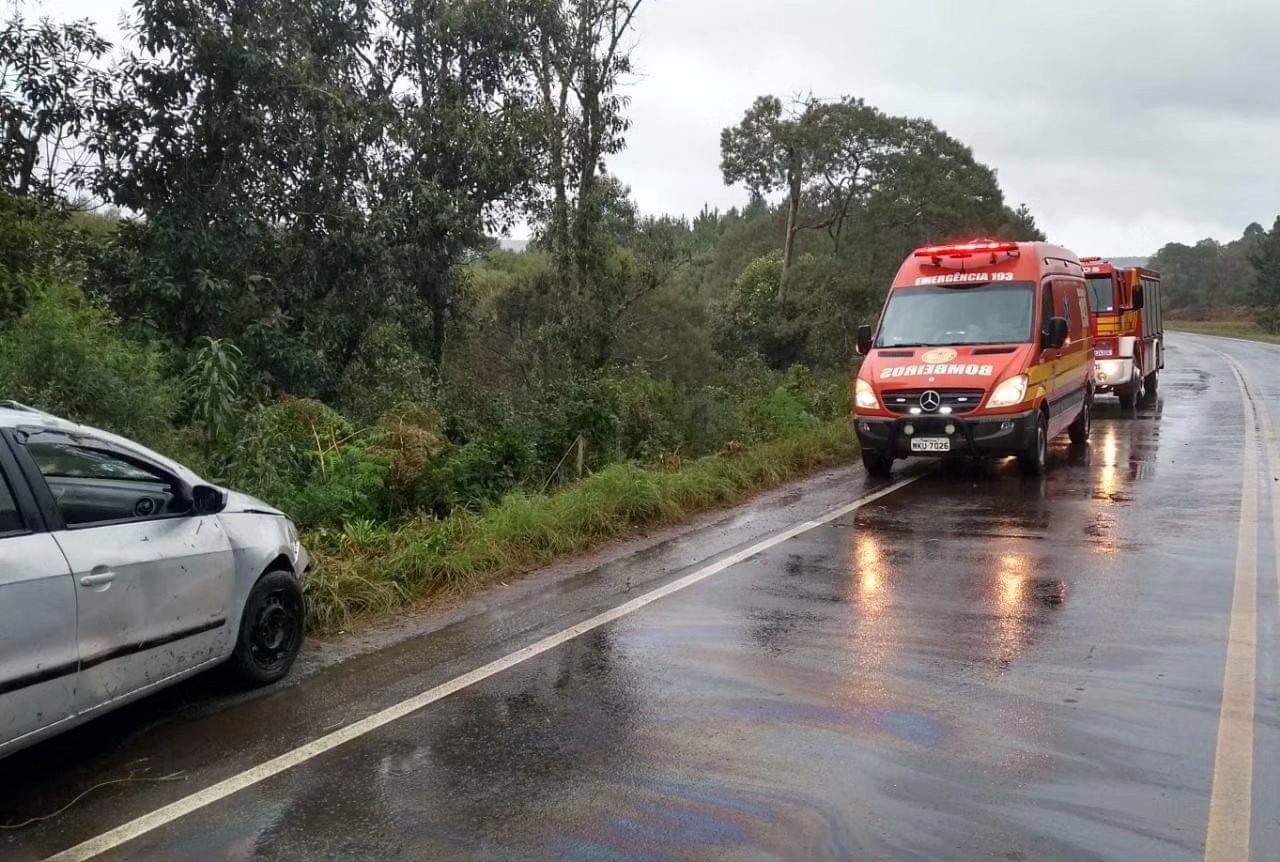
[1087,276,1116,313]
[876,282,1035,348]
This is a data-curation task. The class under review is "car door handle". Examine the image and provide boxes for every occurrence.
[80,571,117,587]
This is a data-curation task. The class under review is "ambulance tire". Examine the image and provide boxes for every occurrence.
[861,450,893,477]
[1020,412,1049,477]
[1068,393,1091,444]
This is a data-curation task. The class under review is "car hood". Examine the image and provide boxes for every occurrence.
[860,344,1033,390]
[222,490,286,517]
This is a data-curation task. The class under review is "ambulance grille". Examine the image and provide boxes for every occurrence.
[883,388,987,415]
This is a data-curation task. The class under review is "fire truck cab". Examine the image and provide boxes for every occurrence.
[853,240,1093,477]
[1081,259,1163,408]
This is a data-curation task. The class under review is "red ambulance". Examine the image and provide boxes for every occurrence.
[854,240,1094,477]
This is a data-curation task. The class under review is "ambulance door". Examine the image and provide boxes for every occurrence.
[1036,280,1059,408]
[1051,279,1088,433]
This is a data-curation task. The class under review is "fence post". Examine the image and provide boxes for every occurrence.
[575,435,585,480]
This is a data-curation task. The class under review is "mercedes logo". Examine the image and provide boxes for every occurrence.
[919,390,942,412]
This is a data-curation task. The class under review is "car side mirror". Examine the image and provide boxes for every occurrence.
[191,484,227,515]
[855,324,873,356]
[1043,317,1069,350]
[1132,285,1145,310]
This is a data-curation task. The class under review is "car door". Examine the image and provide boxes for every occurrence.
[13,429,236,712]
[0,436,78,750]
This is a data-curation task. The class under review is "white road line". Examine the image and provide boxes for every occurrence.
[1203,354,1260,862]
[45,473,923,862]
[1252,366,1280,622]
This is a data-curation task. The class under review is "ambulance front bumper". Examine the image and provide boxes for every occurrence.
[855,410,1038,459]
[1094,358,1135,389]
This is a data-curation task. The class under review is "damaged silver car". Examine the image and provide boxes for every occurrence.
[0,402,309,758]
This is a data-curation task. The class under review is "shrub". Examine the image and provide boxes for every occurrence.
[290,440,390,527]
[336,321,435,424]
[374,405,448,515]
[0,283,180,446]
[225,398,380,524]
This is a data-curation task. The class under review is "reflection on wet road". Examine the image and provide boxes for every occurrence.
[3,333,1279,862]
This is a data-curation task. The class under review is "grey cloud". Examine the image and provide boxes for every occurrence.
[614,0,1280,254]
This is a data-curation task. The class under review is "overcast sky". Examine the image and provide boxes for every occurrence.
[50,0,1280,255]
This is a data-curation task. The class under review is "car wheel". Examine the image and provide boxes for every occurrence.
[231,569,305,687]
[1144,370,1159,398]
[861,449,893,477]
[1068,392,1091,444]
[1020,412,1049,476]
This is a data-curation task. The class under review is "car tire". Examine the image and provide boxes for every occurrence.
[861,449,893,477]
[1020,412,1049,476]
[230,569,305,687]
[1068,391,1091,444]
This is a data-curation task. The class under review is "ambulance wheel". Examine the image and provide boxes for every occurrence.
[1144,370,1159,398]
[1068,395,1091,444]
[861,450,893,477]
[1020,413,1049,476]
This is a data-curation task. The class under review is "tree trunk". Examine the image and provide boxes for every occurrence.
[780,169,802,301]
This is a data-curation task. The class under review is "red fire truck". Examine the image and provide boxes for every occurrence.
[1080,260,1163,408]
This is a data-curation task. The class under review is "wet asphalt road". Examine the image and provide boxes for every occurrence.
[3,333,1279,862]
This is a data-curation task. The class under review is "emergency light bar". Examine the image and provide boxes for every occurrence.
[914,240,1020,260]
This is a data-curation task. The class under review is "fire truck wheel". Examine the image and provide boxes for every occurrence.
[1068,396,1091,444]
[1117,372,1141,409]
[1144,370,1159,397]
[1020,412,1049,476]
[861,450,893,477]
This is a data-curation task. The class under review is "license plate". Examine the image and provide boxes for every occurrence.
[910,437,951,453]
[1095,347,1114,357]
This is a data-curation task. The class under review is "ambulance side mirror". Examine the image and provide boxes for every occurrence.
[1044,317,1069,350]
[855,325,873,356]
[1132,285,1145,310]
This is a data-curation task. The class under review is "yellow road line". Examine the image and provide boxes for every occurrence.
[1204,355,1259,862]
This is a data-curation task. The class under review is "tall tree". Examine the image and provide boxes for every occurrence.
[93,0,543,392]
[530,0,643,296]
[1249,216,1280,334]
[0,14,112,199]
[720,95,818,286]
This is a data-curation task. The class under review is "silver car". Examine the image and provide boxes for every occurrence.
[0,402,309,758]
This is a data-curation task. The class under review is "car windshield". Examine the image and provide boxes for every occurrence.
[1087,276,1116,313]
[875,282,1036,348]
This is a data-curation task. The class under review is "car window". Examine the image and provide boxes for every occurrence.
[28,442,158,482]
[25,439,186,527]
[0,470,24,535]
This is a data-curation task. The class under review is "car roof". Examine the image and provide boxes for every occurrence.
[0,403,83,431]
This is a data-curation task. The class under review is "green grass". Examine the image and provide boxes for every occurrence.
[1167,320,1280,345]
[302,421,859,632]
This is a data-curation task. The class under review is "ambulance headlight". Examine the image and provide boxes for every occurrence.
[855,378,879,410]
[987,374,1029,409]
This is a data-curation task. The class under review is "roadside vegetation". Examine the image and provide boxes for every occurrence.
[1165,319,1280,345]
[4,1,1048,630]
[1152,218,1280,333]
